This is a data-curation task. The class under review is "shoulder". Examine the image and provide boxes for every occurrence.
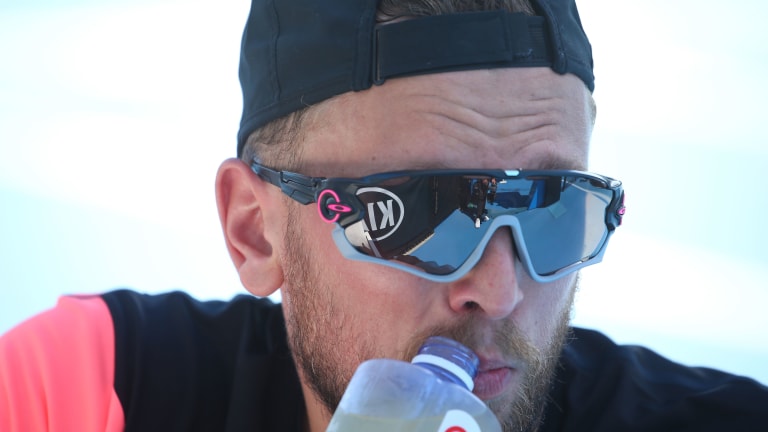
[2,291,303,432]
[543,327,768,432]
[101,289,290,385]
[0,295,124,431]
[102,289,284,340]
[101,289,304,431]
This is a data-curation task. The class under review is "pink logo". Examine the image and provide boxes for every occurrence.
[317,189,352,223]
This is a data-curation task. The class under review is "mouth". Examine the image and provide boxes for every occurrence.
[472,359,518,400]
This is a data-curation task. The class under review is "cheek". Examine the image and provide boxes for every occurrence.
[517,274,576,347]
[299,211,440,344]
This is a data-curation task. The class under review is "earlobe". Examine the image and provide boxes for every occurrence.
[215,158,284,297]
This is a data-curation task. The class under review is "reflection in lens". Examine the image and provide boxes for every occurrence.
[518,177,612,275]
[339,173,615,279]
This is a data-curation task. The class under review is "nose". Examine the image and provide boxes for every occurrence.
[446,228,524,319]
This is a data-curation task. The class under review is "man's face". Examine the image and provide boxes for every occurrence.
[276,67,593,431]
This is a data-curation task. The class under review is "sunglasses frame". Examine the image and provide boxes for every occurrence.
[251,160,625,283]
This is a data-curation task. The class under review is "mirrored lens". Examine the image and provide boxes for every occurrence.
[341,175,479,274]
[339,173,613,277]
[517,176,613,275]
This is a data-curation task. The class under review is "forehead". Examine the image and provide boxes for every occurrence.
[300,67,592,177]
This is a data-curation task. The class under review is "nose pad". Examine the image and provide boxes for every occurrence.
[447,227,524,318]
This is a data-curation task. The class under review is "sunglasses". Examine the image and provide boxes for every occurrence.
[252,161,625,283]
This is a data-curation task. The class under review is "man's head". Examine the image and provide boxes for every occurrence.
[216,1,619,431]
[236,0,594,169]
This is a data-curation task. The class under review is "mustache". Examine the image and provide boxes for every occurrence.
[400,315,539,370]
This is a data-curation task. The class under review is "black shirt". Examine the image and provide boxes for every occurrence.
[102,290,768,431]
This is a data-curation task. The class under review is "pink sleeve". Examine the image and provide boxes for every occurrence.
[0,295,125,432]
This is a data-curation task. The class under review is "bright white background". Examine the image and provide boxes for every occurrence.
[1,0,766,384]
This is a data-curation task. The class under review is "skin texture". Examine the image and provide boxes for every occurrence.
[216,67,593,432]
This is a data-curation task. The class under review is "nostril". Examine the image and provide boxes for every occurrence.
[464,301,480,311]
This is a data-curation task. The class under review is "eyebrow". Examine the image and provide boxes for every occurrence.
[527,154,586,171]
[408,155,586,171]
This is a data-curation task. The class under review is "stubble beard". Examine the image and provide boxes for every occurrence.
[282,212,574,432]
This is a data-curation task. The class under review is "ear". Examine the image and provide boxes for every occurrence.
[215,158,284,297]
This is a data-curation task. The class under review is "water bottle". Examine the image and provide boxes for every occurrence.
[326,336,501,432]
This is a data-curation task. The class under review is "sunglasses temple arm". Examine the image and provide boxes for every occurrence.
[251,162,320,205]
[279,171,320,204]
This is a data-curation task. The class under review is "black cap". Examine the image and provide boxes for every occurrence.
[237,0,594,157]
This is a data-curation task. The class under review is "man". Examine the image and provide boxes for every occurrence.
[1,0,767,431]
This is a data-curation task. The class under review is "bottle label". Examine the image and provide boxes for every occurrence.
[436,409,482,432]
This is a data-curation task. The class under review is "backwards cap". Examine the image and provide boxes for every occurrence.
[237,0,594,157]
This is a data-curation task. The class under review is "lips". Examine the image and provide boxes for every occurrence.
[470,357,518,400]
